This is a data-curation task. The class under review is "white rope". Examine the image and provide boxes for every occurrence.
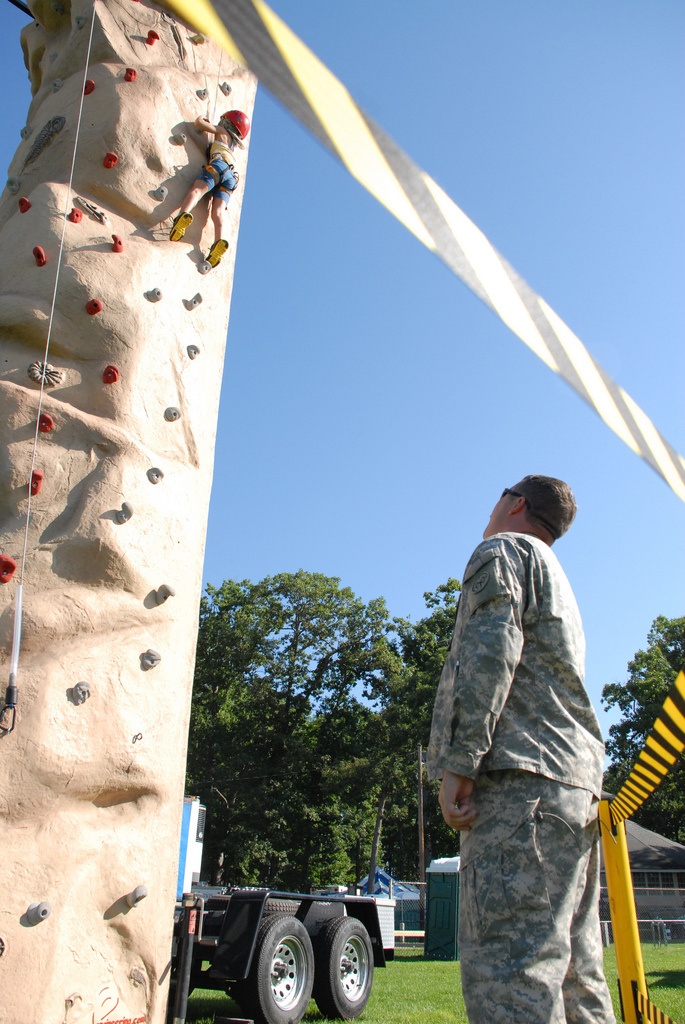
[5,2,98,716]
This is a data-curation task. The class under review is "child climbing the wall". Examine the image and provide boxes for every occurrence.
[169,109,250,269]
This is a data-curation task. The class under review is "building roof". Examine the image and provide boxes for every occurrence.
[601,820,685,872]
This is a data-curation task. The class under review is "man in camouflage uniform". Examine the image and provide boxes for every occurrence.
[427,476,615,1024]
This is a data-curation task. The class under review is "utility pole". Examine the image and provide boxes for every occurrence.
[418,743,426,928]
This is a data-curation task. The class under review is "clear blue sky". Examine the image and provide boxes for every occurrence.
[2,1,683,739]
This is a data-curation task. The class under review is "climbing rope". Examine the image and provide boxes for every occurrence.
[1,4,98,734]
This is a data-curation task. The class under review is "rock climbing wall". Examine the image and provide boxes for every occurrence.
[0,1,255,1020]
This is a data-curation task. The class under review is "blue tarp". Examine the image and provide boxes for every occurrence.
[357,867,420,900]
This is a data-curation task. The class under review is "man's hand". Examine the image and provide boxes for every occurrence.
[439,771,476,830]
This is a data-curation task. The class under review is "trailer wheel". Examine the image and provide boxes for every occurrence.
[313,916,374,1019]
[234,913,314,1024]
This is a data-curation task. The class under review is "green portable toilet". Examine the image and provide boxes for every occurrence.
[424,856,460,960]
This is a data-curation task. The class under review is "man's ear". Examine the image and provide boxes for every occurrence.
[507,496,527,517]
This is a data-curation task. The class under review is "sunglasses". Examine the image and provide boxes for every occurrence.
[501,488,558,540]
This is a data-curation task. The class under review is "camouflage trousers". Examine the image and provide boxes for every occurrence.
[458,770,615,1024]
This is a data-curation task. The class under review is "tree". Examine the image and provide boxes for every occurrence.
[186,571,400,890]
[602,615,685,844]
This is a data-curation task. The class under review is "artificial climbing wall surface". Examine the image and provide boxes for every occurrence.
[0,1,256,1020]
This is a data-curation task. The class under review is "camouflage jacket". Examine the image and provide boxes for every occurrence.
[427,532,605,796]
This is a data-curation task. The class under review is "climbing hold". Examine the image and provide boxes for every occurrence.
[155,584,175,605]
[196,88,208,101]
[52,79,63,92]
[33,246,47,267]
[75,15,86,28]
[171,132,186,145]
[28,361,63,387]
[129,969,146,988]
[26,903,51,925]
[124,68,137,82]
[187,345,200,359]
[72,682,90,705]
[103,152,118,168]
[23,116,66,168]
[152,185,168,202]
[86,299,103,315]
[140,649,161,671]
[38,413,54,432]
[116,501,134,524]
[126,886,148,908]
[49,52,58,63]
[198,262,211,276]
[0,556,17,584]
[145,288,162,302]
[20,125,33,139]
[30,470,44,496]
[146,30,159,45]
[164,407,181,422]
[18,197,31,213]
[189,33,205,44]
[183,293,202,310]
[84,79,95,95]
[75,196,107,224]
[146,467,163,484]
[111,234,123,253]
[219,81,231,96]
[6,178,20,195]
[102,365,119,384]
[68,208,82,223]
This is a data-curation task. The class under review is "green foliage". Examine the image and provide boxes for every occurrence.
[186,572,463,891]
[602,615,685,843]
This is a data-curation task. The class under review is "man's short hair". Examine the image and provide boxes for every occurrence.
[517,475,577,540]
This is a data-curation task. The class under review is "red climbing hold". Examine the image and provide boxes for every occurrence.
[38,413,55,432]
[125,68,137,82]
[111,234,123,253]
[68,208,82,223]
[86,299,103,315]
[146,30,159,45]
[102,365,119,384]
[31,470,44,496]
[84,79,95,95]
[103,152,118,168]
[19,197,31,213]
[33,246,47,267]
[0,555,17,584]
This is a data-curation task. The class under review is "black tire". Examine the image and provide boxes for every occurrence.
[313,916,374,1019]
[234,913,315,1024]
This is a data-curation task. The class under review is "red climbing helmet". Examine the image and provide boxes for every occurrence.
[221,110,250,140]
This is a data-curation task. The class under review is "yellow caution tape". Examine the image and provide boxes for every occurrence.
[635,984,682,1024]
[610,669,685,825]
[161,0,685,505]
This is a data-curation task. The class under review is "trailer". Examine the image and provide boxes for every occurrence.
[169,887,389,1024]
[169,801,390,1024]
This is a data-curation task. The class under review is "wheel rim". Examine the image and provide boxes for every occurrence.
[269,935,309,1011]
[338,935,370,1003]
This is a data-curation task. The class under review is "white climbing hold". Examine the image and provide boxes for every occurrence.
[75,15,86,28]
[72,682,90,705]
[189,33,205,44]
[220,81,232,97]
[183,293,202,310]
[172,133,187,145]
[196,88,208,101]
[52,79,63,92]
[155,584,175,605]
[20,125,33,139]
[126,886,148,908]
[116,501,133,524]
[28,361,63,387]
[6,178,20,195]
[164,407,181,422]
[140,649,161,671]
[198,261,211,276]
[152,185,168,202]
[187,345,200,359]
[147,467,164,484]
[145,288,162,302]
[26,902,51,925]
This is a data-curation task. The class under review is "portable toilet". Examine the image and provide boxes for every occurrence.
[424,856,460,960]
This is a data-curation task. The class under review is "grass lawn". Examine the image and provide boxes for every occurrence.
[186,943,685,1023]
